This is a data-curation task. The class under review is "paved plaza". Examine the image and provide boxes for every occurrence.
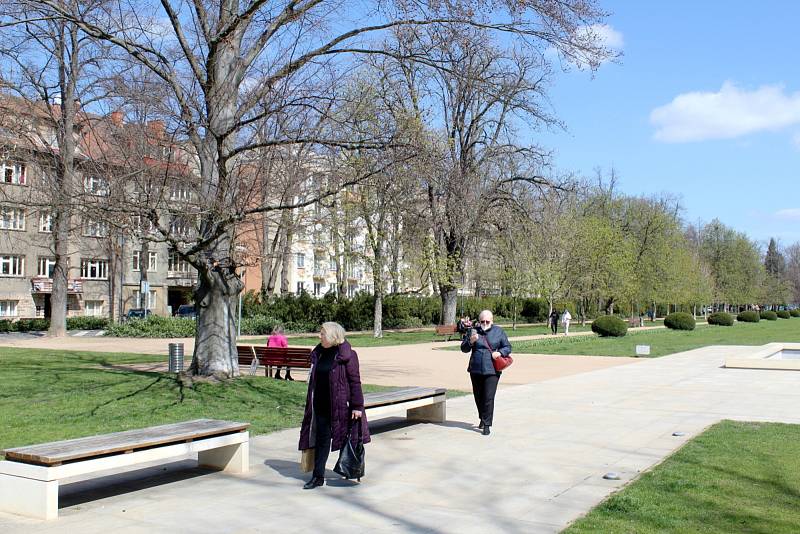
[2,340,799,533]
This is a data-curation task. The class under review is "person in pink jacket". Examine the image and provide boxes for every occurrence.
[267,325,292,380]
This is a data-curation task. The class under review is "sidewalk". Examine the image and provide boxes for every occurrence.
[2,344,798,533]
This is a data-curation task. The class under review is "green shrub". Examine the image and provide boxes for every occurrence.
[707,312,734,326]
[664,312,696,331]
[105,316,197,337]
[239,315,280,335]
[66,316,109,330]
[791,309,800,318]
[0,319,16,333]
[737,311,760,323]
[776,310,791,319]
[591,315,628,337]
[760,311,778,321]
[15,318,50,332]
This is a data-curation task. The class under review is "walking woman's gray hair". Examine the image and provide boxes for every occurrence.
[320,322,346,346]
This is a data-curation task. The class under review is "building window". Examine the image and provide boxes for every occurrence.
[83,219,108,238]
[330,257,337,271]
[39,212,53,233]
[169,183,192,202]
[296,281,305,293]
[81,258,108,279]
[296,253,305,268]
[0,300,18,317]
[83,175,109,196]
[132,251,157,272]
[313,282,322,296]
[133,289,157,309]
[0,255,24,276]
[168,250,192,273]
[169,216,191,238]
[347,285,356,298]
[84,300,104,316]
[1,162,26,185]
[0,206,25,230]
[37,257,56,278]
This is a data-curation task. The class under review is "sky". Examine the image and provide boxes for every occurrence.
[537,0,800,248]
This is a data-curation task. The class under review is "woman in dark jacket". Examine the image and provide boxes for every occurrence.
[298,321,370,489]
[460,310,512,436]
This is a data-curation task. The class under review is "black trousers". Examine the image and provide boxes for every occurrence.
[313,412,332,478]
[550,319,558,334]
[470,373,500,426]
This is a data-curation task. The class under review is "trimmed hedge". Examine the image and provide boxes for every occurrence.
[776,310,791,319]
[707,312,734,326]
[664,312,696,331]
[791,310,800,318]
[591,315,628,337]
[0,316,110,333]
[760,311,778,321]
[737,311,760,323]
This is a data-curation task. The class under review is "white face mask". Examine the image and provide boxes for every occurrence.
[480,322,492,331]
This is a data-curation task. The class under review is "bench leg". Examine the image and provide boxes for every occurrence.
[0,473,58,520]
[407,399,446,423]
[198,441,249,474]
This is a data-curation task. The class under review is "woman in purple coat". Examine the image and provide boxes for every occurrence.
[298,321,370,489]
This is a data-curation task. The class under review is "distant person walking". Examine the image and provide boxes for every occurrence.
[461,310,512,436]
[549,309,559,335]
[298,322,369,489]
[561,309,572,336]
[267,325,291,380]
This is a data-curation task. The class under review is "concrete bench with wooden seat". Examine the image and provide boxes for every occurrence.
[0,419,249,520]
[364,387,447,423]
[434,324,458,341]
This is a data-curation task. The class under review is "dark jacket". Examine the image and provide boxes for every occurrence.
[298,341,371,451]
[460,325,512,375]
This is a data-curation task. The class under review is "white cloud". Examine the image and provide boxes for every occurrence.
[775,208,800,221]
[650,81,800,143]
[588,24,624,50]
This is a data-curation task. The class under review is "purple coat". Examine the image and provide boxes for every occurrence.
[298,341,371,451]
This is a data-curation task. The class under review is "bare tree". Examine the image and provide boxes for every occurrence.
[31,0,613,376]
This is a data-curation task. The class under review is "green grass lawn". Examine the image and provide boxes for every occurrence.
[510,320,800,357]
[0,347,462,454]
[565,420,800,533]
[249,323,592,347]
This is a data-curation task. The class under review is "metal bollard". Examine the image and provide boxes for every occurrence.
[168,342,184,373]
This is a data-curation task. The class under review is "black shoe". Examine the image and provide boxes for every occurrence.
[482,425,491,436]
[303,476,325,490]
[286,374,295,381]
[478,421,484,429]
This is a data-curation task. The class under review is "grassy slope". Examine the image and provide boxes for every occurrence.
[565,420,800,533]
[0,347,462,453]
[510,320,800,357]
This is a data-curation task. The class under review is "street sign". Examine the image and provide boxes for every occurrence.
[635,345,651,356]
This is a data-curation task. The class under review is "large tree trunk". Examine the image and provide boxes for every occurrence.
[189,265,243,377]
[280,224,294,294]
[372,261,383,338]
[440,287,458,325]
[48,209,70,336]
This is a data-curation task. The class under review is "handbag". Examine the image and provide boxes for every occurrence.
[334,420,365,481]
[300,448,315,473]
[483,334,513,372]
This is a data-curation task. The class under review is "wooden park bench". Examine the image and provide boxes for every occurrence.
[237,345,312,377]
[0,419,249,520]
[364,387,447,423]
[434,324,458,341]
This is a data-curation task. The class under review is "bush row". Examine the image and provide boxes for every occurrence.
[707,312,734,326]
[760,311,778,321]
[791,310,800,318]
[591,315,628,337]
[0,316,110,333]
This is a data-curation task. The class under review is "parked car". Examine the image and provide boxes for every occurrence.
[175,304,196,319]
[125,308,152,321]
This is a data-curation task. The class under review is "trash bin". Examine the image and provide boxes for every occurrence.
[168,342,184,373]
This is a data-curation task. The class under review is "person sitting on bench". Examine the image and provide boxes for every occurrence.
[268,325,292,380]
